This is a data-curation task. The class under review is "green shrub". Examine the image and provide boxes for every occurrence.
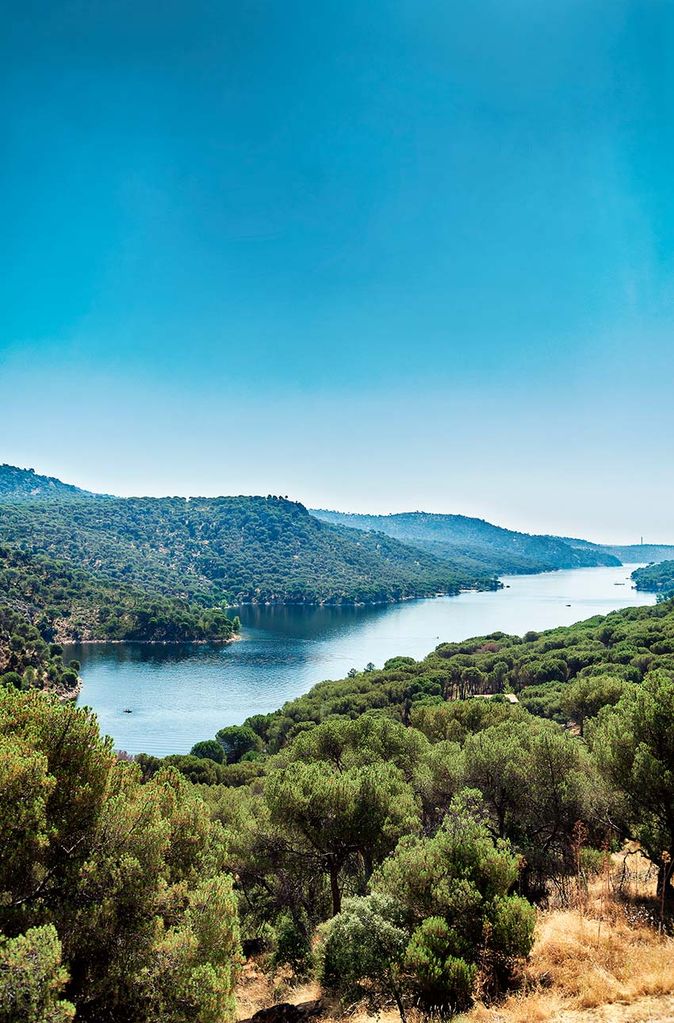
[271,912,312,978]
[404,917,476,1014]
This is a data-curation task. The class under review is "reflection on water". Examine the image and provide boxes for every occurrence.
[69,564,655,757]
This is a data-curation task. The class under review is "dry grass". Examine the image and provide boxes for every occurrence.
[464,855,674,1023]
[236,958,322,1020]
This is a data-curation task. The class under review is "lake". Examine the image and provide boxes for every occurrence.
[68,564,655,756]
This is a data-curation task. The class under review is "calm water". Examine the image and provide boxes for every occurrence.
[68,564,655,756]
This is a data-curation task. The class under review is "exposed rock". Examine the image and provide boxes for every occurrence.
[239,1000,323,1023]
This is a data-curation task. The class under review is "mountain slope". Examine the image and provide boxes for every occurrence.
[310,510,620,575]
[0,467,490,604]
[0,463,100,500]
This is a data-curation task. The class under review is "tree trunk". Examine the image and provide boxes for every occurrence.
[388,968,407,1023]
[656,860,673,902]
[329,860,341,916]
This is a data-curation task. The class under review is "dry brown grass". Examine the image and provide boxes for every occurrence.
[236,958,322,1020]
[465,887,674,1022]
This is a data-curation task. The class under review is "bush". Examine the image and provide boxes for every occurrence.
[271,912,312,978]
[405,918,476,1015]
[317,894,408,1013]
[0,689,242,1023]
[0,671,22,689]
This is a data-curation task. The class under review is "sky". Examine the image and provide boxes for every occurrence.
[2,0,673,543]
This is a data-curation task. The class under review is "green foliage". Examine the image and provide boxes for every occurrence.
[270,912,313,978]
[317,894,408,1011]
[404,918,476,1015]
[373,793,535,1014]
[191,739,226,763]
[560,674,626,734]
[591,670,674,891]
[163,754,228,784]
[216,725,263,763]
[0,688,242,1023]
[632,560,674,596]
[464,719,600,893]
[0,925,75,1023]
[266,758,420,915]
[0,607,76,694]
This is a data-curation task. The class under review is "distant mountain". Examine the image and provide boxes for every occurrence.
[0,463,100,500]
[565,537,674,565]
[310,510,621,575]
[0,466,489,605]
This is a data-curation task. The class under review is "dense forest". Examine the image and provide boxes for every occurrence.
[310,509,621,575]
[3,598,674,1020]
[0,545,239,644]
[632,560,674,597]
[0,467,494,605]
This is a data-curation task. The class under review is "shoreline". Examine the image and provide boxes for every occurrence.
[61,631,242,647]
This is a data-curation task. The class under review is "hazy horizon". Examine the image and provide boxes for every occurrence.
[3,1,673,544]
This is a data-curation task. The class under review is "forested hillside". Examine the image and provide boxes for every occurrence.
[565,536,674,564]
[311,509,620,574]
[632,560,674,596]
[0,545,239,643]
[0,467,493,604]
[113,597,674,1018]
[2,552,674,1020]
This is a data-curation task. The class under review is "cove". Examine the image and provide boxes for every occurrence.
[68,564,655,756]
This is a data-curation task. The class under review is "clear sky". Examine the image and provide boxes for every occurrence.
[2,1,673,543]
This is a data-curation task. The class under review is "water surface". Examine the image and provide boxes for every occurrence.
[69,564,654,756]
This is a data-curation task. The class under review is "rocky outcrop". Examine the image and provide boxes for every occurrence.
[239,1001,323,1023]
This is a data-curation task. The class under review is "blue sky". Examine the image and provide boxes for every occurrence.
[2,0,673,542]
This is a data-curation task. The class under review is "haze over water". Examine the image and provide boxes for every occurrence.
[70,565,655,756]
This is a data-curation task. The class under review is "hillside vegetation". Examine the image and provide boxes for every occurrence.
[0,605,79,696]
[0,467,493,605]
[0,545,239,644]
[3,594,674,1021]
[142,599,674,1019]
[183,597,674,761]
[311,510,620,575]
[631,560,674,597]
